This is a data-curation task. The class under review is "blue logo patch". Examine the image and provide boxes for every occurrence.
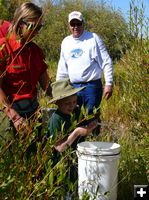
[70,48,83,58]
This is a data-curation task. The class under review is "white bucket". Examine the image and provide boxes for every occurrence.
[77,141,120,200]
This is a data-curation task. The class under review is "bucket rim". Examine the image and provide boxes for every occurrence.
[77,141,120,156]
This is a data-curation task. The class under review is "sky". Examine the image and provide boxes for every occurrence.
[34,0,149,22]
[107,0,149,22]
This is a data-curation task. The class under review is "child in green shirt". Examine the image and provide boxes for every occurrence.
[46,78,98,198]
[46,78,98,152]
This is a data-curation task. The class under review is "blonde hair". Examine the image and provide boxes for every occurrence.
[9,2,42,35]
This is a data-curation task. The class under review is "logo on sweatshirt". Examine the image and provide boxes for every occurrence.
[70,48,83,58]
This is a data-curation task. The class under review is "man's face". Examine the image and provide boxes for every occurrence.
[69,19,84,38]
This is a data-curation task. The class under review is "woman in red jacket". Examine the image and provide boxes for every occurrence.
[0,3,52,135]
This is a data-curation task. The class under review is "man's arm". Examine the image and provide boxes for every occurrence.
[56,50,69,80]
[94,33,113,99]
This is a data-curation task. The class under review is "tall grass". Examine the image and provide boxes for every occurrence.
[100,1,149,199]
[0,0,148,199]
[100,40,149,199]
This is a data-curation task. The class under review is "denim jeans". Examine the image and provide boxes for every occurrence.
[73,79,103,114]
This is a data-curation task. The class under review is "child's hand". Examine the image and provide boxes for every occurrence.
[54,121,98,152]
[76,120,98,136]
[55,142,66,152]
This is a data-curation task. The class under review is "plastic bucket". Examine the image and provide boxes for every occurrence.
[76,141,120,200]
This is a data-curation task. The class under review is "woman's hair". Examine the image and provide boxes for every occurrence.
[9,2,42,35]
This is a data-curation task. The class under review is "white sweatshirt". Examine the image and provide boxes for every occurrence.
[56,30,113,85]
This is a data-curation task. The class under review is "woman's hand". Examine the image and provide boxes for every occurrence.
[3,105,26,132]
[13,116,26,131]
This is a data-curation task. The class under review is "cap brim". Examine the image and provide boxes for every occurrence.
[69,17,83,22]
[48,86,85,104]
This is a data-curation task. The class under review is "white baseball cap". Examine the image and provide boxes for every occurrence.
[68,11,84,23]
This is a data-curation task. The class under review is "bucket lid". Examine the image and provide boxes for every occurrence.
[77,141,120,156]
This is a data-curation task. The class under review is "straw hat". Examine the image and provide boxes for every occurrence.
[48,78,85,104]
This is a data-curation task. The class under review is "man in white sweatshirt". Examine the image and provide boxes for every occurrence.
[56,11,113,116]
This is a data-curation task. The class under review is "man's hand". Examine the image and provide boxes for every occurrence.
[103,85,113,100]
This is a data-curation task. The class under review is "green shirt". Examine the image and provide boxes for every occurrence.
[47,107,84,150]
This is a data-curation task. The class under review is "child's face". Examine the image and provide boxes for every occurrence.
[57,95,77,115]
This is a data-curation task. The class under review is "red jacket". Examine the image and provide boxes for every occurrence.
[0,20,11,38]
[0,32,48,103]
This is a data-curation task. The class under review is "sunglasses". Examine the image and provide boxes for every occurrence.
[22,20,43,32]
[70,22,83,27]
